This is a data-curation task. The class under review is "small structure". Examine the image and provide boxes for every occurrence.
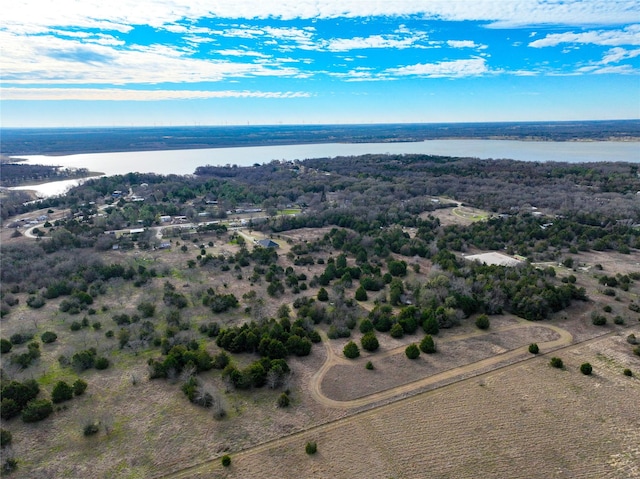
[256,239,280,249]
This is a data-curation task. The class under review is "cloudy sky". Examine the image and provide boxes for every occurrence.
[1,0,639,127]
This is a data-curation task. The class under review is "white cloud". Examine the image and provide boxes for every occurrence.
[529,25,640,48]
[601,47,640,63]
[385,58,489,77]
[3,0,637,35]
[1,87,311,101]
[325,34,428,52]
[0,30,303,84]
[447,40,486,49]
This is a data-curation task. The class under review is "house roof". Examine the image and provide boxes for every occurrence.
[257,239,279,248]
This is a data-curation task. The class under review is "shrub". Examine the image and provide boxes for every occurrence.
[84,422,100,436]
[405,344,420,359]
[634,346,640,357]
[21,399,53,423]
[528,343,539,354]
[359,319,374,334]
[70,321,82,331]
[0,338,12,354]
[613,316,625,325]
[360,332,379,352]
[591,314,607,326]
[305,441,317,455]
[603,305,612,313]
[51,381,74,403]
[343,341,360,359]
[355,286,368,301]
[580,363,593,375]
[365,361,374,370]
[73,379,88,396]
[317,288,329,302]
[2,457,18,474]
[0,429,12,448]
[389,323,404,339]
[221,455,231,467]
[9,333,28,345]
[422,316,439,335]
[26,295,45,309]
[94,357,110,370]
[277,392,290,408]
[550,357,564,369]
[41,331,58,344]
[475,314,490,330]
[419,335,436,354]
[623,368,633,377]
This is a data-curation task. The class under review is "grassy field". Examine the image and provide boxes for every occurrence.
[2,218,639,478]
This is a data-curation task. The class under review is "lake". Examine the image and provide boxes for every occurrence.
[9,139,640,197]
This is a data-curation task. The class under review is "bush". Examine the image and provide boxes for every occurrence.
[580,363,593,375]
[21,399,53,423]
[277,392,290,408]
[83,422,100,436]
[317,288,329,302]
[73,379,88,396]
[365,361,374,370]
[0,429,12,448]
[475,314,490,330]
[626,334,638,345]
[389,323,404,339]
[221,455,231,467]
[360,332,379,352]
[591,314,607,326]
[305,441,317,455]
[51,381,74,403]
[623,368,633,377]
[70,321,82,331]
[528,343,539,354]
[359,319,374,334]
[343,341,360,359]
[0,338,12,354]
[634,346,640,357]
[94,357,110,370]
[41,331,58,344]
[405,344,420,359]
[613,316,625,325]
[355,286,368,301]
[550,357,564,369]
[419,335,436,354]
[423,317,439,335]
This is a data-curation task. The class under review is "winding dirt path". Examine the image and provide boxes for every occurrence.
[309,319,573,409]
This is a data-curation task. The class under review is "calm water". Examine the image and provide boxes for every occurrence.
[9,139,640,197]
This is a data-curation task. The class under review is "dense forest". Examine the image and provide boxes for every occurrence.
[2,120,638,155]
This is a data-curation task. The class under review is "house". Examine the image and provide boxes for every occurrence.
[256,239,280,249]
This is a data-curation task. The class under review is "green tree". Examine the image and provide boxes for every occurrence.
[359,318,374,334]
[475,314,490,330]
[360,332,379,352]
[389,323,404,339]
[0,429,12,448]
[580,363,593,375]
[41,331,58,344]
[419,334,436,354]
[550,357,564,369]
[317,287,329,302]
[355,285,368,301]
[51,381,73,403]
[422,316,439,335]
[1,338,13,354]
[305,441,317,455]
[405,344,420,359]
[73,379,88,396]
[528,343,539,354]
[343,341,360,359]
[277,392,290,408]
[21,399,53,423]
[221,455,231,467]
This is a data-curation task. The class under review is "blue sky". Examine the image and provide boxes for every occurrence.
[1,0,639,127]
